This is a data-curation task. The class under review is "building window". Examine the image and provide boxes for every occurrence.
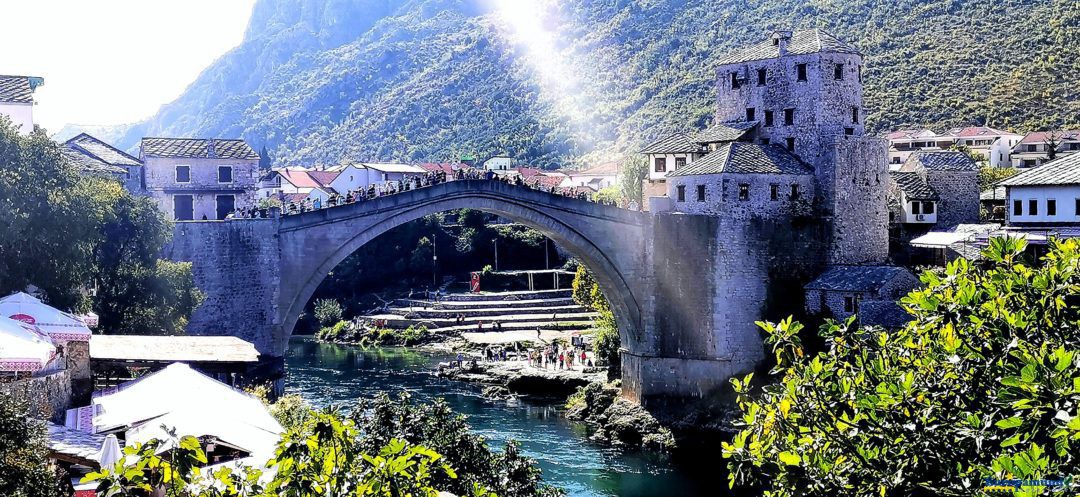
[1030,199,1038,216]
[215,194,235,220]
[1014,200,1022,216]
[731,72,740,89]
[912,201,921,215]
[857,65,862,82]
[786,137,796,151]
[892,156,901,164]
[770,184,779,200]
[764,110,774,127]
[218,166,233,183]
[676,185,686,202]
[760,138,771,145]
[173,195,194,221]
[923,201,935,214]
[1075,198,1080,216]
[834,63,844,80]
[845,127,855,136]
[757,68,767,86]
[654,157,666,173]
[175,165,190,183]
[746,107,756,121]
[696,184,706,202]
[1048,199,1057,216]
[790,184,800,199]
[784,108,795,126]
[1027,144,1038,152]
[851,107,860,124]
[674,157,686,170]
[843,295,856,313]
[796,63,807,81]
[738,183,750,200]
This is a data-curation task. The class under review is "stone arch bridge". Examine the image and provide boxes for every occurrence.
[165,180,785,401]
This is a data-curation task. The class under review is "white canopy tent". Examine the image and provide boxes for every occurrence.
[0,315,57,372]
[0,292,92,343]
[91,363,282,459]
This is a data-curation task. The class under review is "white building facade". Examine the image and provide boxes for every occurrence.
[0,75,43,135]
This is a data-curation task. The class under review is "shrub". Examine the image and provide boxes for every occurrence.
[724,237,1080,496]
[313,298,344,327]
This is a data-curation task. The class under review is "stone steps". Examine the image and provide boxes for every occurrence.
[432,289,572,302]
[364,311,599,330]
[388,304,587,319]
[395,297,578,310]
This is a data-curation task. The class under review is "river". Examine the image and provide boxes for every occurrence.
[284,336,718,497]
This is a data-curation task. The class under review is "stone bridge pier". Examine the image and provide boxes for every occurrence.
[165,180,772,402]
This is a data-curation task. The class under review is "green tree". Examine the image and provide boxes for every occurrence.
[593,186,619,205]
[978,165,1020,191]
[313,298,344,327]
[724,236,1080,497]
[617,155,647,208]
[0,396,67,497]
[571,264,620,374]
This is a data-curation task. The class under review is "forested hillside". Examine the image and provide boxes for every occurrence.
[95,0,1080,168]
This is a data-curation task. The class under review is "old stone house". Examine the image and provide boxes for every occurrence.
[63,133,144,193]
[804,265,919,328]
[141,138,260,221]
[888,151,980,228]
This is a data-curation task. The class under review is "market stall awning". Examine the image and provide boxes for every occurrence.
[0,316,57,372]
[0,292,92,343]
[910,231,974,248]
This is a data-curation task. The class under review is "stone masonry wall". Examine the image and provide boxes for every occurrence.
[820,136,890,264]
[164,218,281,354]
[0,369,72,423]
[145,156,260,220]
[927,170,979,227]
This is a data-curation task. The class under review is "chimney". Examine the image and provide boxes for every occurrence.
[772,30,792,57]
[208,139,216,159]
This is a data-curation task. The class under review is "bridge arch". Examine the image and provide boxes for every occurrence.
[275,180,651,358]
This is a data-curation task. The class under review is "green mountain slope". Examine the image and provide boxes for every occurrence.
[104,0,1080,168]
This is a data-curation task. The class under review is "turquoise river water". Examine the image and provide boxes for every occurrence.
[284,336,720,497]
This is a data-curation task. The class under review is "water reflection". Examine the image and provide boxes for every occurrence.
[285,336,716,497]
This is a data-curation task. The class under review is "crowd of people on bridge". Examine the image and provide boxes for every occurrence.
[269,166,622,217]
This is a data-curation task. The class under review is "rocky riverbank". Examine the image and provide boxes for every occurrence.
[564,381,677,452]
[435,359,605,397]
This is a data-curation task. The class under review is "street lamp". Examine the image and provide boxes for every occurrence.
[432,233,437,288]
[492,238,499,271]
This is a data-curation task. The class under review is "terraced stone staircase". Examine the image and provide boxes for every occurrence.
[361,289,598,335]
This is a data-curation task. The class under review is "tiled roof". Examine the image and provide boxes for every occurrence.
[278,168,339,188]
[64,133,141,167]
[0,75,36,104]
[885,129,938,141]
[858,300,914,329]
[949,126,1019,138]
[47,422,107,467]
[998,153,1080,187]
[525,174,565,189]
[515,167,545,178]
[901,151,979,172]
[141,138,259,160]
[572,161,620,176]
[805,265,915,292]
[667,141,812,177]
[62,148,126,176]
[890,171,938,201]
[693,121,756,144]
[1016,130,1080,145]
[717,29,859,65]
[640,133,701,154]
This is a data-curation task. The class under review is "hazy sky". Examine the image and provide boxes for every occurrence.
[1,0,256,133]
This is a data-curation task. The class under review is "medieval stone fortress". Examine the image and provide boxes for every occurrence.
[3,28,1079,402]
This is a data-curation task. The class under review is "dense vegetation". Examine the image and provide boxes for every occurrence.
[0,120,202,334]
[571,264,620,374]
[0,396,67,497]
[724,237,1080,496]
[85,0,1080,169]
[86,392,560,497]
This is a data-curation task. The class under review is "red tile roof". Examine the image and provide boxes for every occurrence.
[278,169,339,188]
[1018,130,1080,144]
[525,174,564,189]
[885,129,937,140]
[950,126,1015,137]
[574,162,620,176]
[515,167,545,178]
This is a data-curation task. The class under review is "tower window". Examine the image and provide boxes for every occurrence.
[696,184,706,202]
[845,127,855,136]
[834,63,844,80]
[786,137,796,151]
[746,107,756,121]
[796,63,807,81]
[764,110,774,127]
[790,184,800,199]
[676,185,685,202]
[731,72,740,89]
[757,68,767,86]
[738,183,750,200]
[770,184,779,201]
[784,108,795,126]
[852,107,860,124]
[760,138,771,145]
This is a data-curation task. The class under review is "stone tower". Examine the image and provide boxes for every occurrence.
[712,29,889,264]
